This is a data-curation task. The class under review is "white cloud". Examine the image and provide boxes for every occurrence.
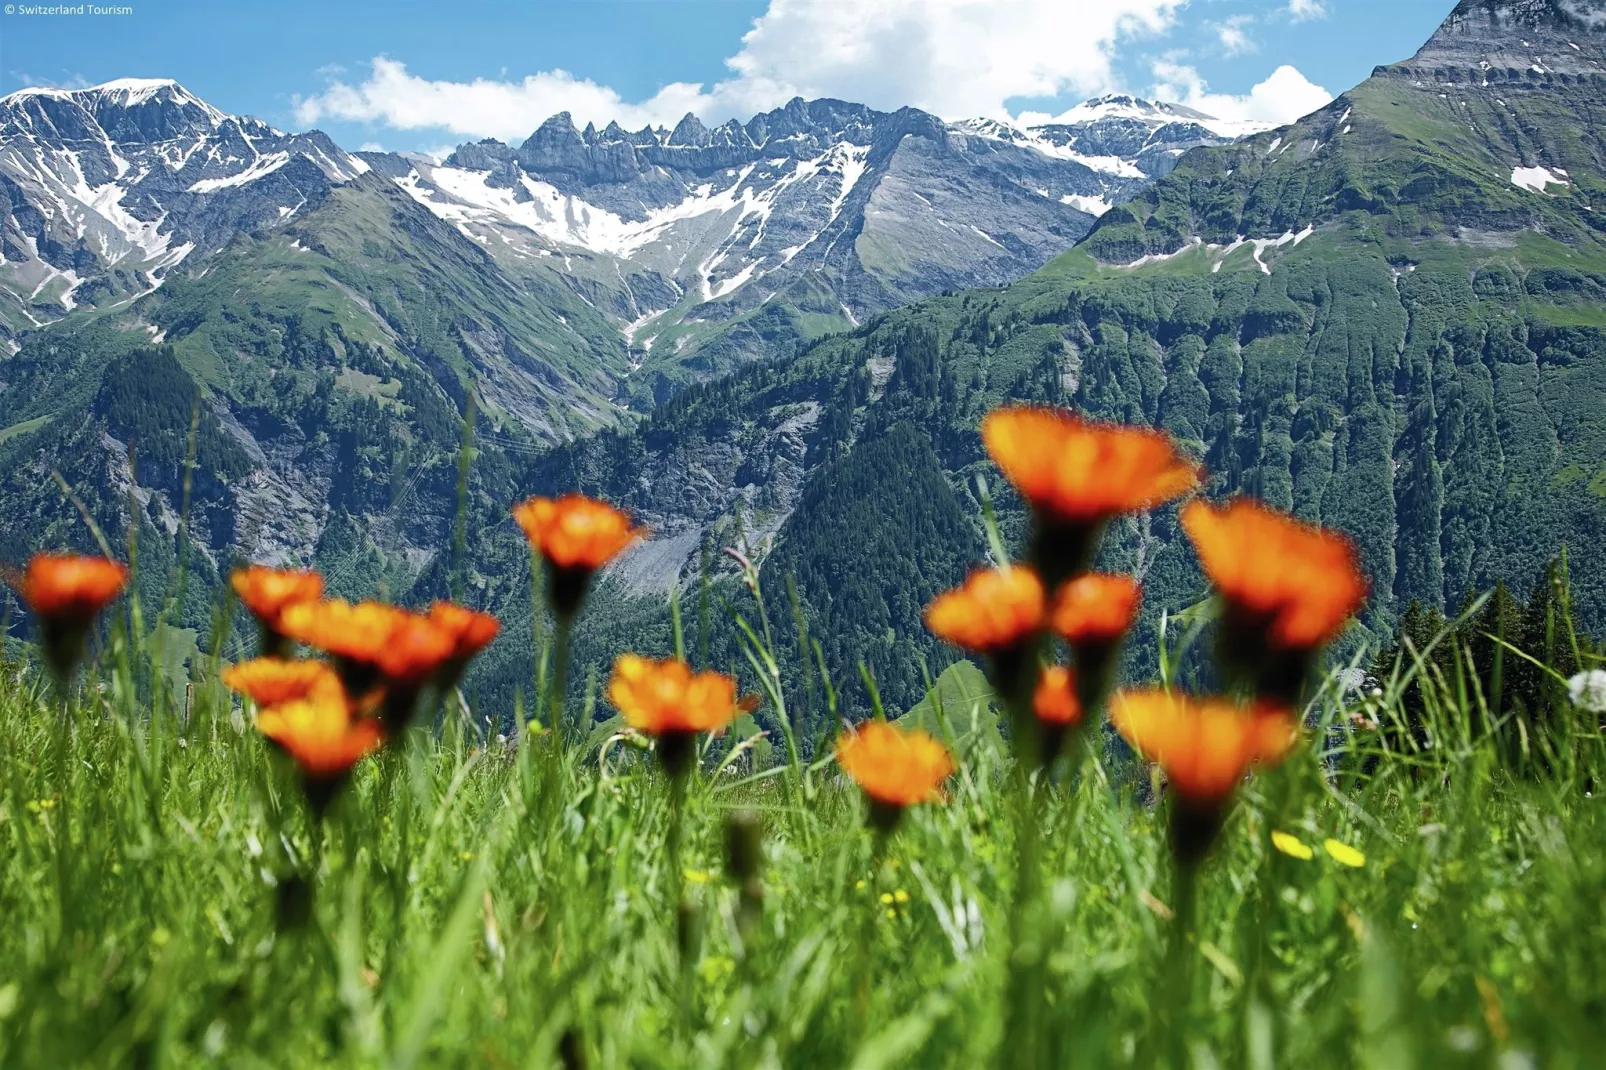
[10,71,91,90]
[1288,0,1328,21]
[358,141,384,152]
[1215,16,1257,57]
[293,0,1186,140]
[1149,60,1331,126]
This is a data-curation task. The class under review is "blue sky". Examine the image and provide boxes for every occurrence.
[3,0,1452,155]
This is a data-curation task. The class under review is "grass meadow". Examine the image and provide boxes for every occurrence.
[3,401,1605,1069]
[1,598,1604,1069]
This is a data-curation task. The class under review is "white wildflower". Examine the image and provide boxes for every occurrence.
[1566,669,1606,714]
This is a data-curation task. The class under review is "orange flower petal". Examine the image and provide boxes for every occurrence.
[512,494,644,572]
[277,599,454,684]
[982,406,1199,526]
[19,553,128,623]
[925,566,1046,654]
[836,720,956,808]
[1033,665,1083,727]
[607,654,739,736]
[222,658,345,708]
[428,601,500,661]
[1049,573,1141,646]
[373,613,457,684]
[257,692,384,779]
[1181,499,1367,650]
[230,565,324,628]
[1110,688,1297,803]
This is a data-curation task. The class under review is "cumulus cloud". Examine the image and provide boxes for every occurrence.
[293,0,1185,139]
[1149,60,1331,126]
[292,59,706,141]
[1287,0,1328,21]
[1215,16,1258,57]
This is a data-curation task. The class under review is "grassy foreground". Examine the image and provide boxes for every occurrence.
[1,629,1604,1069]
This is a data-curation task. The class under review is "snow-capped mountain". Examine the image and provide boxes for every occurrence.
[0,80,1255,375]
[371,96,1203,364]
[956,95,1265,192]
[0,79,367,337]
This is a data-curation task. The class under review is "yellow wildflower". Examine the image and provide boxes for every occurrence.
[1323,838,1366,867]
[1271,831,1313,860]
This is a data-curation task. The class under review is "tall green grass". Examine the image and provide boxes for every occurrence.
[1,593,1603,1069]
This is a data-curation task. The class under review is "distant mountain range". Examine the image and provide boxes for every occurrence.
[0,76,1252,656]
[0,82,1249,402]
[14,0,1597,736]
[493,0,1606,721]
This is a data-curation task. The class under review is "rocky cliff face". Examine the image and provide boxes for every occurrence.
[1399,0,1606,74]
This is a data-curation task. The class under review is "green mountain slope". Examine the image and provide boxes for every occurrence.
[0,173,638,639]
[471,0,1606,730]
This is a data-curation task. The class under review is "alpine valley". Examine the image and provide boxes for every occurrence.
[4,0,1605,739]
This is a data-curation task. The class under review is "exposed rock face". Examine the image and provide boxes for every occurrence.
[601,399,822,595]
[1396,0,1606,76]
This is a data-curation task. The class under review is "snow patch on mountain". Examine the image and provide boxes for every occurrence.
[1511,164,1569,192]
[1060,193,1113,217]
[189,151,289,192]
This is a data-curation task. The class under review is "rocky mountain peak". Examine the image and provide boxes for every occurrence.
[1,77,239,145]
[668,112,711,147]
[1394,0,1606,75]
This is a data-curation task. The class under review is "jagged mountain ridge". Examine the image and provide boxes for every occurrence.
[0,76,1246,668]
[381,94,1245,390]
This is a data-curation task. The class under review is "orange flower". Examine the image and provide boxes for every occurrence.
[925,566,1046,655]
[513,494,642,571]
[277,599,454,685]
[513,494,643,616]
[222,658,344,708]
[608,654,739,775]
[428,601,501,662]
[983,406,1199,527]
[231,565,323,631]
[1049,573,1141,647]
[17,552,129,678]
[836,720,955,813]
[277,599,398,663]
[1110,688,1297,804]
[256,690,384,810]
[607,654,739,737]
[1181,498,1366,650]
[1033,665,1083,727]
[19,553,128,624]
[372,612,458,685]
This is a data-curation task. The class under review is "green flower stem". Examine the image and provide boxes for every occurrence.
[552,616,573,752]
[1000,766,1045,1067]
[1162,857,1200,1070]
[665,764,699,1045]
[854,823,890,1042]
